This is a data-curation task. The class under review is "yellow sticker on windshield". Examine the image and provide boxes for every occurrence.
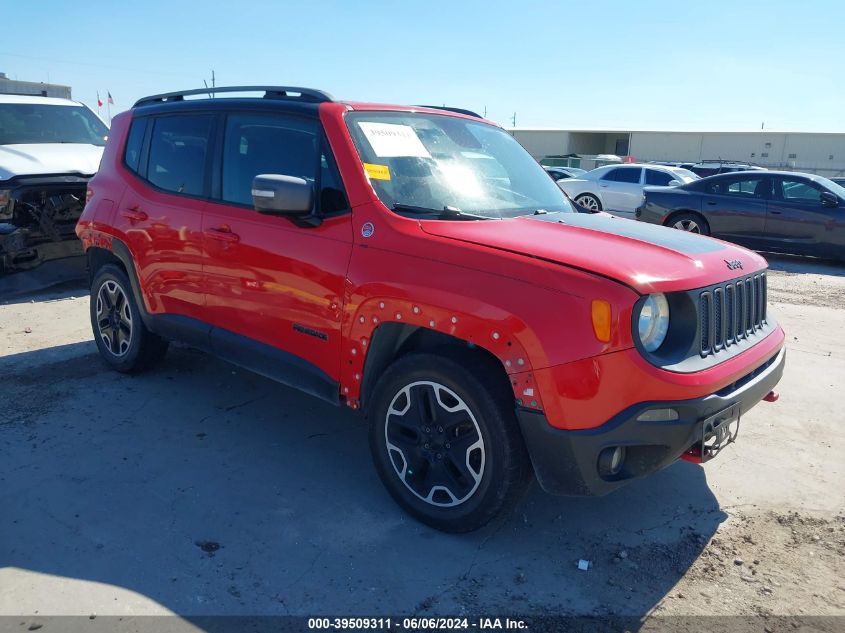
[363,163,391,181]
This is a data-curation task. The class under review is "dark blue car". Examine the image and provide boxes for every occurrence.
[636,171,845,261]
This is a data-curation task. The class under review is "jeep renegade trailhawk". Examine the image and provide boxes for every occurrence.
[77,86,785,532]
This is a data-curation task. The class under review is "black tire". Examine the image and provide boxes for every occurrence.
[90,264,168,373]
[667,211,710,236]
[367,349,531,532]
[574,193,602,212]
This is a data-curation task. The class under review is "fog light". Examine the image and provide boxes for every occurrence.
[637,408,679,422]
[598,446,626,477]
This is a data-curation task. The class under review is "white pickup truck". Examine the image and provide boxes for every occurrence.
[0,94,107,294]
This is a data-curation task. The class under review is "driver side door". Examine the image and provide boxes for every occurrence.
[201,111,354,396]
[766,176,845,258]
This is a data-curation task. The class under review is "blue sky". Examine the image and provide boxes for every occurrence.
[2,0,843,131]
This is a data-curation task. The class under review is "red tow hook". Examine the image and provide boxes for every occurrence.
[763,390,779,403]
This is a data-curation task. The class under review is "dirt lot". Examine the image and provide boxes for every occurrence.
[0,255,843,627]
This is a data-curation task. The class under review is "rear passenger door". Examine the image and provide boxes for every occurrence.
[701,175,769,247]
[117,113,213,322]
[201,111,353,396]
[599,167,643,216]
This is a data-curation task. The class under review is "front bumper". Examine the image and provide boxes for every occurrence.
[516,346,785,496]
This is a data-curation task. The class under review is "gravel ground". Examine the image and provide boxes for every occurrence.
[0,255,843,628]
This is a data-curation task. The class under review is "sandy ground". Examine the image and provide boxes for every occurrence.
[0,254,843,627]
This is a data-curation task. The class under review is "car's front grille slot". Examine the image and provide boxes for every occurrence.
[699,272,766,357]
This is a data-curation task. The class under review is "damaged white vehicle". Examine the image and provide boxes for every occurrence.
[0,95,107,294]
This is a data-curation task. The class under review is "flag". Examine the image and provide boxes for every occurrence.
[107,92,114,105]
[97,92,103,108]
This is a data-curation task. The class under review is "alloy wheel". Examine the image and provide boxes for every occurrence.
[576,195,600,211]
[384,381,485,507]
[96,280,133,357]
[673,219,701,233]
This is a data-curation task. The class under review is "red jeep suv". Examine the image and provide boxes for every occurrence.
[77,86,785,532]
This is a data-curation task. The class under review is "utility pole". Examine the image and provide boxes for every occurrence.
[483,105,487,117]
[761,122,765,130]
[511,112,516,127]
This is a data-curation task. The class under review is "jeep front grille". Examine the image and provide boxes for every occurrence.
[699,273,767,357]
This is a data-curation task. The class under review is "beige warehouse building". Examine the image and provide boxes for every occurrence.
[509,128,845,178]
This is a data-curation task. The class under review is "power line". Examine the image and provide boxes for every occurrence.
[0,51,201,78]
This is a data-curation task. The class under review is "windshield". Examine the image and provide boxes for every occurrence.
[346,112,575,219]
[0,103,109,146]
[815,175,845,199]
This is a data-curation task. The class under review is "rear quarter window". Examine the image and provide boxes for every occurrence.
[147,115,214,197]
[123,118,147,174]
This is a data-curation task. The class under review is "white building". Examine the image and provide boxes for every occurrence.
[0,72,72,99]
[510,128,845,178]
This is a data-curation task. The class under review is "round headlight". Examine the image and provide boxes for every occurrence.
[638,293,670,352]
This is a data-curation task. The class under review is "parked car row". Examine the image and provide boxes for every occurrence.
[635,171,845,261]
[555,163,700,216]
[651,160,767,178]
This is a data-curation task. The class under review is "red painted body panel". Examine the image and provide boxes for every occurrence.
[418,217,769,294]
[534,324,785,430]
[201,201,353,379]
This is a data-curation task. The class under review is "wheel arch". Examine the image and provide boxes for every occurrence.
[345,300,543,415]
[86,238,153,328]
[359,323,510,410]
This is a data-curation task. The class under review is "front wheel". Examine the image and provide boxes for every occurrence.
[574,193,602,211]
[367,350,531,532]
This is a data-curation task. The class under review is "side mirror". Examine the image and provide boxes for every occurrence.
[667,180,681,186]
[820,191,839,208]
[252,174,313,215]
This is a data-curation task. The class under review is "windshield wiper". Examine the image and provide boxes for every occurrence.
[392,203,494,221]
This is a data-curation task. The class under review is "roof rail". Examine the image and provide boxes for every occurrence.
[133,86,334,108]
[414,105,483,118]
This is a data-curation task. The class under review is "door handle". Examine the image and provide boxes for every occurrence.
[205,227,240,243]
[121,208,148,221]
[706,201,717,206]
[770,210,783,215]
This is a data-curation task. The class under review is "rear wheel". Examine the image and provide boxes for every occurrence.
[367,350,531,532]
[574,193,602,211]
[668,212,710,235]
[90,264,168,373]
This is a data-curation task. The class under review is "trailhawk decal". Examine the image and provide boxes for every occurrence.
[532,212,725,255]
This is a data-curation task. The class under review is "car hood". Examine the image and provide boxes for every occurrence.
[420,213,767,294]
[0,143,104,181]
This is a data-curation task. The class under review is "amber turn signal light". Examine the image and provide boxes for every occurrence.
[591,299,612,343]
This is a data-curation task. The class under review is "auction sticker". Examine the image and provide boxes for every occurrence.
[363,163,391,180]
[358,122,431,158]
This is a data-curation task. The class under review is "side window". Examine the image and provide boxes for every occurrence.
[645,169,675,186]
[778,179,822,203]
[320,150,349,214]
[123,117,147,174]
[600,168,619,181]
[147,115,213,196]
[706,177,766,198]
[608,167,641,184]
[222,113,319,206]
